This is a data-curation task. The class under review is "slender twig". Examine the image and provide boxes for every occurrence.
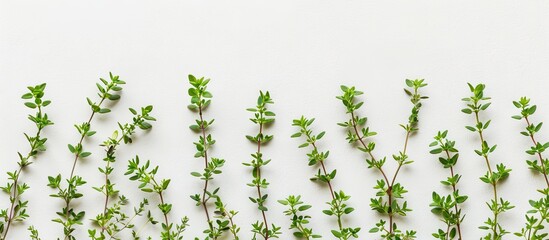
[198,107,213,230]
[338,79,426,239]
[3,127,42,240]
[47,73,125,240]
[292,116,358,239]
[2,83,53,240]
[256,123,270,239]
[126,156,189,239]
[245,91,279,239]
[463,83,512,239]
[444,150,463,239]
[429,130,466,240]
[474,111,499,237]
[92,106,155,239]
[188,75,238,239]
[513,97,549,239]
[524,116,549,188]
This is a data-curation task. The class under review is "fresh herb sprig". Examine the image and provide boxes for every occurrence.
[28,226,41,240]
[429,130,467,240]
[126,156,189,240]
[90,198,150,240]
[278,195,320,240]
[0,83,53,240]
[48,73,124,240]
[462,83,513,239]
[89,105,156,239]
[512,97,549,239]
[187,75,240,240]
[291,116,359,239]
[245,91,281,240]
[337,79,427,239]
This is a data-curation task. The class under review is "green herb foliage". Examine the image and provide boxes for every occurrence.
[278,195,320,239]
[28,226,41,240]
[428,130,467,239]
[0,83,53,239]
[126,156,189,239]
[337,79,427,239]
[462,83,513,239]
[512,97,549,239]
[291,116,359,239]
[48,73,124,240]
[89,105,156,239]
[245,91,281,240]
[187,75,240,240]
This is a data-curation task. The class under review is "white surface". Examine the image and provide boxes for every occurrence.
[1,1,549,239]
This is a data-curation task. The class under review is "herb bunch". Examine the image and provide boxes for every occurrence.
[291,116,359,239]
[512,97,549,239]
[0,83,53,240]
[48,73,124,240]
[337,79,427,239]
[126,156,189,239]
[88,105,156,240]
[245,91,281,240]
[428,130,467,240]
[187,75,240,240]
[462,83,513,239]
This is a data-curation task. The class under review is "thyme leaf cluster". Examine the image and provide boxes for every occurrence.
[429,130,467,240]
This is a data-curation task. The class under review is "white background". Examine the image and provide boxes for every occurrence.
[1,1,549,239]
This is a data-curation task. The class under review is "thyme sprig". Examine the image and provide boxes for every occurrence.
[187,75,239,240]
[89,105,156,240]
[337,79,427,239]
[245,91,281,240]
[512,97,549,239]
[28,226,41,240]
[126,156,189,240]
[291,116,359,239]
[462,83,513,239]
[48,73,124,240]
[429,130,467,239]
[0,83,53,240]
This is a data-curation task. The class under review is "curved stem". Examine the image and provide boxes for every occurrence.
[305,129,342,231]
[349,111,396,233]
[308,139,336,201]
[158,192,169,227]
[443,147,463,240]
[390,130,410,187]
[100,143,121,234]
[198,107,214,233]
[100,165,111,233]
[524,117,549,188]
[223,210,239,239]
[149,176,170,227]
[296,222,311,240]
[474,111,498,239]
[64,94,108,240]
[256,123,269,239]
[108,209,140,239]
[3,106,43,240]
